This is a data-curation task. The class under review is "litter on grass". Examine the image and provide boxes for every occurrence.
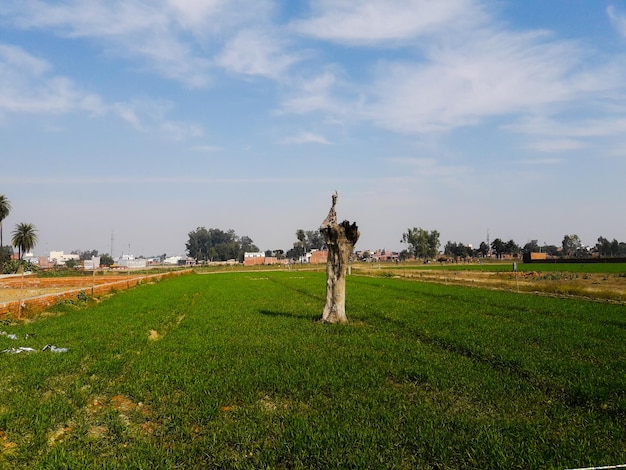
[42,344,69,353]
[1,347,37,354]
[1,345,69,354]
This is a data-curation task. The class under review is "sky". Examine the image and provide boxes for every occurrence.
[1,0,625,258]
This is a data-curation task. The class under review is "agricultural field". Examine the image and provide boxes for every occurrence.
[0,270,624,469]
[355,261,626,303]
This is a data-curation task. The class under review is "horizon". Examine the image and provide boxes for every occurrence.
[1,1,625,257]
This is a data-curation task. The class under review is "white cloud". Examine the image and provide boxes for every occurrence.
[290,0,481,45]
[159,121,203,141]
[0,44,105,115]
[282,132,331,145]
[363,28,616,134]
[0,45,203,139]
[279,71,344,115]
[525,139,585,153]
[608,5,626,37]
[216,29,300,79]
[0,0,277,88]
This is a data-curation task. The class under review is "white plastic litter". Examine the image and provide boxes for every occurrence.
[42,344,69,353]
[7,334,17,340]
[1,347,37,354]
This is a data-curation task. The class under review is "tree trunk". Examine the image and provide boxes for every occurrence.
[319,193,360,324]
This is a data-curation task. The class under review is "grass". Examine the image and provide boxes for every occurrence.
[0,271,624,469]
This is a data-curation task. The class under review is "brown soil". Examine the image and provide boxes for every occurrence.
[0,275,142,304]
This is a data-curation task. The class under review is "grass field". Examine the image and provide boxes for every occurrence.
[0,271,624,469]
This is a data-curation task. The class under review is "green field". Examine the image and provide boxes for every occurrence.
[1,271,624,469]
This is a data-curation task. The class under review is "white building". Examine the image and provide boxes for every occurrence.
[49,251,80,265]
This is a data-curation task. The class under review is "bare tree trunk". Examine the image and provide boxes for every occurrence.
[319,193,360,324]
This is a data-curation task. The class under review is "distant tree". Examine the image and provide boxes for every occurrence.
[491,238,505,259]
[65,258,79,269]
[100,253,114,267]
[296,229,306,257]
[288,229,326,261]
[306,230,325,250]
[562,234,582,257]
[186,227,258,262]
[285,246,301,261]
[11,223,38,259]
[444,241,470,260]
[0,245,12,265]
[0,194,11,249]
[543,244,560,257]
[402,227,440,260]
[273,249,285,260]
[478,241,489,257]
[72,249,99,261]
[523,240,540,253]
[595,237,625,257]
[505,240,521,257]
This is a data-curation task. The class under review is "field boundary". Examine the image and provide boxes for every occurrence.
[0,269,192,319]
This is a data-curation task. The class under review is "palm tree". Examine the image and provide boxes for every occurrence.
[0,194,11,249]
[11,223,38,259]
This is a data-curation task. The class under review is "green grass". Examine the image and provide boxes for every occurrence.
[372,260,626,274]
[0,272,624,469]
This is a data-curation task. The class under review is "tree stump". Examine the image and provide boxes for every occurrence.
[319,193,360,324]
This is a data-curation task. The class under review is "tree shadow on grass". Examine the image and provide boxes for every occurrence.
[258,309,319,322]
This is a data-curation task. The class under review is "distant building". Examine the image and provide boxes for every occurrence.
[244,252,286,266]
[49,251,80,266]
[82,257,101,270]
[117,258,147,269]
[309,250,328,264]
[163,255,183,265]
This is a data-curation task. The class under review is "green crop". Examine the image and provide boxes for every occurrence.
[0,271,624,469]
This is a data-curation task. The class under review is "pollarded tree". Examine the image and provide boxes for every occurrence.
[319,192,359,324]
[11,222,38,259]
[0,194,11,249]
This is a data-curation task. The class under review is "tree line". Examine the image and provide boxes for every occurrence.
[185,227,259,262]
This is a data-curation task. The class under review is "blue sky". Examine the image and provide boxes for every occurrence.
[1,0,625,257]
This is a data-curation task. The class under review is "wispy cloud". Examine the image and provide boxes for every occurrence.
[362,29,609,134]
[0,0,276,88]
[0,45,203,139]
[216,29,302,80]
[290,0,481,45]
[525,139,585,153]
[0,44,105,115]
[282,132,331,145]
[607,5,626,37]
